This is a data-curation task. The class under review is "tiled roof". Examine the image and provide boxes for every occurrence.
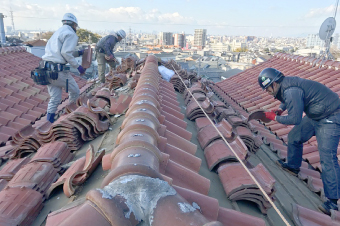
[216,53,340,168]
[204,53,340,223]
[2,51,338,225]
[39,55,269,225]
[0,47,88,145]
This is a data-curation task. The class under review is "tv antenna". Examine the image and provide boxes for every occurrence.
[317,0,338,66]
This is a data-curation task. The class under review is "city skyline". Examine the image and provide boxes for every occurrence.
[1,0,340,37]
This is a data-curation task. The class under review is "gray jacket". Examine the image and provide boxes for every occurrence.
[95,35,119,57]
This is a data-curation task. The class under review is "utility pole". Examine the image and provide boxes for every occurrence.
[10,8,15,32]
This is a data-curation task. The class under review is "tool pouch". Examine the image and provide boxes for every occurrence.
[47,71,59,80]
[31,68,50,85]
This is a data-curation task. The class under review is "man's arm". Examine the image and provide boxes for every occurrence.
[60,33,79,68]
[279,103,286,111]
[276,87,304,125]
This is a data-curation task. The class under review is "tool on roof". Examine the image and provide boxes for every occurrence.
[247,110,272,123]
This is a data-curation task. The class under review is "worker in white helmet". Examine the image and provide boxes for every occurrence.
[42,13,86,123]
[95,29,126,85]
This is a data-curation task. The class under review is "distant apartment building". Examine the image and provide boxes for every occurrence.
[194,29,207,50]
[246,36,255,42]
[174,33,185,48]
[306,34,323,48]
[210,43,231,52]
[159,32,174,45]
[332,34,340,49]
[232,40,246,51]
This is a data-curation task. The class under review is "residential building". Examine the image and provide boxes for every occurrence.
[23,39,47,57]
[159,32,173,46]
[174,33,185,48]
[210,42,231,52]
[232,40,246,51]
[306,34,323,48]
[194,29,207,50]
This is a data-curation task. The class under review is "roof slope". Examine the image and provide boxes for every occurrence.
[0,47,88,145]
[216,53,340,161]
[212,53,340,222]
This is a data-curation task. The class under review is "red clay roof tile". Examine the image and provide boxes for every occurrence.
[0,187,43,226]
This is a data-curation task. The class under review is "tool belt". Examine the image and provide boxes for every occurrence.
[30,61,69,85]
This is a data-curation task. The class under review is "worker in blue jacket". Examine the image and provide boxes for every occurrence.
[259,67,340,215]
[95,30,126,86]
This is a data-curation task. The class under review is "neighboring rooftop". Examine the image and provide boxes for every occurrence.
[0,47,89,146]
[23,40,47,47]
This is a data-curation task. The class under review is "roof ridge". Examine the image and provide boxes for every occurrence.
[274,52,340,69]
[0,47,27,55]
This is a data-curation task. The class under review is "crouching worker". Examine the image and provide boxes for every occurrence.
[258,67,340,215]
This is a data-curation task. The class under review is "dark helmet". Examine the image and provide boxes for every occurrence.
[258,68,284,90]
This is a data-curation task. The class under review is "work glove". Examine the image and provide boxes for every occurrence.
[105,55,117,62]
[265,111,276,121]
[77,65,86,74]
[78,49,85,56]
[271,108,284,116]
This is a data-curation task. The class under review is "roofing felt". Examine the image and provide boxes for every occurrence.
[0,47,89,146]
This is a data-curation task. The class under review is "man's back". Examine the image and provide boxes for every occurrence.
[42,25,79,68]
[278,76,340,120]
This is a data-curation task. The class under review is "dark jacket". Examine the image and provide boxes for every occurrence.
[275,76,340,125]
[95,35,119,57]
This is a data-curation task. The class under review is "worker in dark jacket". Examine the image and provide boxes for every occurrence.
[258,67,340,215]
[95,29,126,86]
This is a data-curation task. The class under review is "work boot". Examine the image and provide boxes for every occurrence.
[318,200,339,215]
[47,113,55,123]
[276,160,300,176]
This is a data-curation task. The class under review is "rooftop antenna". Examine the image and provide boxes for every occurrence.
[317,0,338,66]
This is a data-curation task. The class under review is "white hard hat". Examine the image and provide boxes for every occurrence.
[62,13,78,25]
[116,29,126,39]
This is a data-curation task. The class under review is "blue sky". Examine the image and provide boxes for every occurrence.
[1,0,340,37]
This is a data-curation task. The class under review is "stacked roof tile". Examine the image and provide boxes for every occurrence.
[179,76,276,214]
[0,47,90,146]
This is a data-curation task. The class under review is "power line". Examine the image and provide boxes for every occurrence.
[8,15,320,28]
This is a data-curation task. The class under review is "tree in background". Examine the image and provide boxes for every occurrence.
[234,47,248,52]
[76,28,102,43]
[41,31,54,40]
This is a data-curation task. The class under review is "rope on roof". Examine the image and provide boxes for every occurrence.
[171,64,292,226]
